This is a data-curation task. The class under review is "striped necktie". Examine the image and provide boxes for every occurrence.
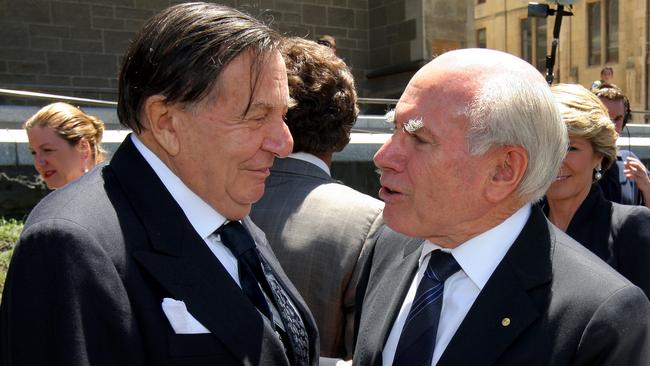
[393,250,460,366]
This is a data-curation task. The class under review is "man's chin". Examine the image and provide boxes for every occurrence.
[382,207,409,233]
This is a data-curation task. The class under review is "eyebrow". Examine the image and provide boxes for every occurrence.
[403,117,424,134]
[385,109,426,135]
[246,101,272,114]
[385,109,396,124]
[245,100,288,115]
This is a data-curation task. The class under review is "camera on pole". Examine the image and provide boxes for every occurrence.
[528,1,575,85]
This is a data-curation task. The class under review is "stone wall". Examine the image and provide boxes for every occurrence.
[474,0,650,122]
[0,0,472,102]
[0,0,373,98]
[364,0,473,102]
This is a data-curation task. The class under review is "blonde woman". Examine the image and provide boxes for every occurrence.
[24,102,106,189]
[546,83,650,298]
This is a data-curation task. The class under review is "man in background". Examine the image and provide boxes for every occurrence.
[251,37,383,360]
[317,35,337,53]
[354,48,650,365]
[592,66,614,89]
[593,83,650,207]
[1,4,319,365]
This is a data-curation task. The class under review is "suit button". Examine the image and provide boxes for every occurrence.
[501,317,511,327]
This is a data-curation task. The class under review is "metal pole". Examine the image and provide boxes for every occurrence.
[545,5,565,85]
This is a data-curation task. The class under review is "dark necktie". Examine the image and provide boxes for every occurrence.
[393,250,461,366]
[218,221,272,320]
[218,221,309,366]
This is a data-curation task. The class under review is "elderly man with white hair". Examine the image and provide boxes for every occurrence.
[352,48,650,366]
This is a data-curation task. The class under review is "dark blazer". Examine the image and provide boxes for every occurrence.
[354,205,650,366]
[0,136,319,366]
[544,183,650,298]
[598,150,643,205]
[251,157,383,358]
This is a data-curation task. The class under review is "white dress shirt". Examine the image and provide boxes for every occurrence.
[131,135,287,328]
[288,152,331,176]
[131,135,239,283]
[382,204,532,366]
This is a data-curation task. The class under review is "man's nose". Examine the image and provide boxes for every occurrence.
[263,119,294,158]
[374,133,406,173]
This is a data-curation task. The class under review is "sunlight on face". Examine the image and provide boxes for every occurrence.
[26,126,88,189]
[167,50,293,219]
[546,136,602,203]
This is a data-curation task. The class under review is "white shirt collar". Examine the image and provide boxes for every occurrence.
[419,203,532,290]
[288,152,331,176]
[130,134,226,239]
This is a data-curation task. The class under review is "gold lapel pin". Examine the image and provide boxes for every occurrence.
[501,317,511,327]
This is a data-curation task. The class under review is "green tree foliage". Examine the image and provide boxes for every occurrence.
[0,218,23,299]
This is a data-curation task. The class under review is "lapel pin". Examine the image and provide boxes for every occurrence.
[501,317,511,327]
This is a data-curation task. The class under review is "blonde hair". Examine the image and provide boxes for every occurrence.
[551,83,618,170]
[24,102,106,164]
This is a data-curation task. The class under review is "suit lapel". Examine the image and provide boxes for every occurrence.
[438,207,553,366]
[357,230,423,366]
[109,136,286,365]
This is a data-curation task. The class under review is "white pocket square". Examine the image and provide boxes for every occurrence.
[161,298,210,334]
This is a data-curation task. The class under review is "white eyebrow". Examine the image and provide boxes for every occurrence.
[385,109,395,124]
[403,117,423,134]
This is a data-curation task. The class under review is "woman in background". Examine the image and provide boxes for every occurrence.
[545,83,650,298]
[24,102,106,189]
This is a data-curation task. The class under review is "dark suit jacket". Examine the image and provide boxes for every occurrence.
[598,150,643,205]
[354,206,650,366]
[251,157,383,358]
[544,183,650,298]
[0,136,319,366]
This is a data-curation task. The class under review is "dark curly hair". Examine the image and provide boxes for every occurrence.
[281,37,358,155]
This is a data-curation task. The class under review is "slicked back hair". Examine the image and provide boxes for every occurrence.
[117,2,281,133]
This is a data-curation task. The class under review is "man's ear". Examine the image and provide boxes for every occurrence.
[484,145,528,203]
[142,95,181,156]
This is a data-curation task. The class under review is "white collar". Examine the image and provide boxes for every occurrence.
[288,152,331,176]
[420,203,532,290]
[130,134,226,239]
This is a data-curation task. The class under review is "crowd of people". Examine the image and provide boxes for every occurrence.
[2,2,650,365]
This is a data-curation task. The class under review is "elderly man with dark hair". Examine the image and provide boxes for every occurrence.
[251,37,383,360]
[1,3,319,366]
[353,48,650,366]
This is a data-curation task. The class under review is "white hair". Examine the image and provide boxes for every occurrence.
[466,76,568,203]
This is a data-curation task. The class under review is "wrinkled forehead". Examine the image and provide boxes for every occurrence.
[398,49,545,114]
[203,50,287,110]
[395,66,477,121]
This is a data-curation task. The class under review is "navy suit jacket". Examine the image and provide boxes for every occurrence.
[0,135,319,366]
[354,206,650,365]
[543,184,650,298]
